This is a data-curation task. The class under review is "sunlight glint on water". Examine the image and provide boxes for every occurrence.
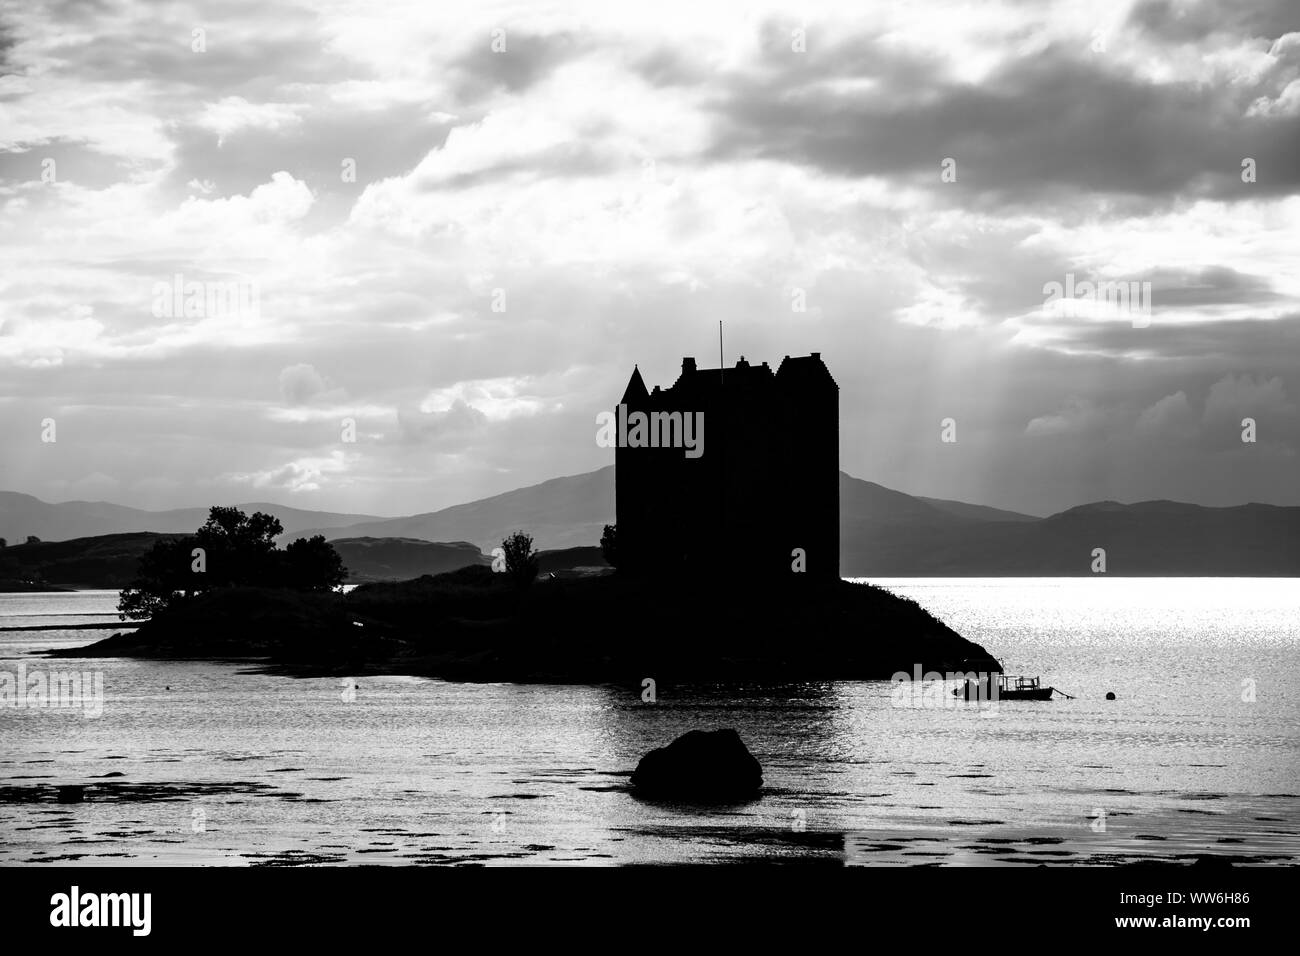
[2,579,1297,865]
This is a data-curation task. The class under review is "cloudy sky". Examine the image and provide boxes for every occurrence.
[1,0,1297,518]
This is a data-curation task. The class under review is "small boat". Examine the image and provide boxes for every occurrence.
[957,673,1055,701]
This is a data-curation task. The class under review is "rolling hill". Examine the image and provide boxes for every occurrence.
[0,533,496,589]
[294,467,615,552]
[330,537,490,583]
[0,491,380,544]
[3,469,1297,579]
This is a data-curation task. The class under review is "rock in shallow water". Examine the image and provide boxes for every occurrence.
[631,729,763,802]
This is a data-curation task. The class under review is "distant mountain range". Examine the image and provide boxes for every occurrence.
[838,479,1300,576]
[2,467,1297,579]
[294,468,613,551]
[0,492,380,543]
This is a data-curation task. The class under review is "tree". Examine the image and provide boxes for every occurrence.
[25,535,40,545]
[281,535,347,591]
[599,524,618,567]
[192,506,284,587]
[500,530,538,589]
[117,536,201,620]
[117,506,348,620]
[0,538,6,549]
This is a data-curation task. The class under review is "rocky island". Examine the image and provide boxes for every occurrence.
[49,564,999,684]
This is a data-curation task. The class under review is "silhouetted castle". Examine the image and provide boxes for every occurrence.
[615,353,839,579]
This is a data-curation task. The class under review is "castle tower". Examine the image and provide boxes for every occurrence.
[614,353,839,579]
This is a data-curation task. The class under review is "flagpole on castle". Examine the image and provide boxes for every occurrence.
[719,320,724,385]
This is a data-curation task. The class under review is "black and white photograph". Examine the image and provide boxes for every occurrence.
[0,0,1296,935]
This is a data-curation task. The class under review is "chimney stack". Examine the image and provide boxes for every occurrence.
[682,356,696,374]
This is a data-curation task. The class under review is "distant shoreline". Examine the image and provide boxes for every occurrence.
[0,621,135,632]
[6,572,1299,597]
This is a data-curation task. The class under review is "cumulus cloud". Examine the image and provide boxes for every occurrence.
[1025,398,1109,438]
[1204,373,1292,415]
[396,398,489,444]
[1137,390,1197,436]
[278,364,327,405]
[0,0,1297,515]
[226,452,353,494]
[195,97,307,146]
